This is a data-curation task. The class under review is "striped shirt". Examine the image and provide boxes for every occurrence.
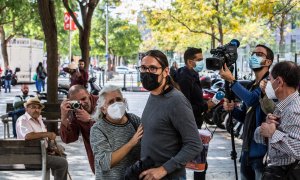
[254,91,300,166]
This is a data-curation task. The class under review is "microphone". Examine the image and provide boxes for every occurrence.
[229,39,240,48]
[211,91,225,105]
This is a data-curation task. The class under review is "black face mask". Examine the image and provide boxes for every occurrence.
[140,72,162,91]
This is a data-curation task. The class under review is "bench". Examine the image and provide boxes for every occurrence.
[0,139,50,180]
[1,103,14,138]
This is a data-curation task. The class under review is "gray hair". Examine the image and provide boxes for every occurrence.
[92,85,123,121]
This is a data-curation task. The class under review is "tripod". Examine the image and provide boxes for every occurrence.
[224,65,238,180]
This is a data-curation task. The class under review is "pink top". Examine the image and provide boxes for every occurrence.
[16,112,47,140]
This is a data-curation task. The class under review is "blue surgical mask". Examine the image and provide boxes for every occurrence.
[193,61,204,72]
[249,54,263,69]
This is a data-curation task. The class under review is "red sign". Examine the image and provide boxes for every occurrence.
[64,12,77,31]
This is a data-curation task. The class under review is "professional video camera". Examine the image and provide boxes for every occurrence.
[206,39,240,70]
[69,100,81,109]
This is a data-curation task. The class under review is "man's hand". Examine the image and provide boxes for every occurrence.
[60,100,71,120]
[223,98,235,111]
[207,99,215,111]
[260,122,276,138]
[139,166,167,180]
[260,79,267,94]
[128,125,143,147]
[265,113,280,125]
[219,64,235,83]
[47,132,56,140]
[75,108,91,123]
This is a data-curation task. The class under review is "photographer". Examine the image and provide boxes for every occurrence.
[220,44,274,180]
[60,85,98,174]
[90,85,142,180]
[176,47,215,180]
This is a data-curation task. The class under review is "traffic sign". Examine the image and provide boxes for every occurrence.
[64,12,77,31]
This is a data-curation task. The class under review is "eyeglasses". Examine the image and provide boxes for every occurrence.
[251,51,267,58]
[137,65,162,73]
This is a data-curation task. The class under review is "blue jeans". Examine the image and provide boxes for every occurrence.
[4,79,11,92]
[36,80,42,93]
[240,152,264,180]
[8,108,26,138]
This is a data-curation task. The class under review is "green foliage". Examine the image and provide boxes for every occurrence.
[91,8,142,64]
[0,0,42,39]
[140,0,297,53]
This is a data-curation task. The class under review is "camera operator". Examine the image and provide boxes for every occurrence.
[60,85,98,174]
[176,47,215,180]
[220,44,274,180]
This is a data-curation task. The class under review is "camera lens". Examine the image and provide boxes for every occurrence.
[72,103,80,109]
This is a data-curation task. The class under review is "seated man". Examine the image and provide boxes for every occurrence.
[16,96,68,180]
[11,84,34,137]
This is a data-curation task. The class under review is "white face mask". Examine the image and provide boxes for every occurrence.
[107,102,126,121]
[265,80,277,99]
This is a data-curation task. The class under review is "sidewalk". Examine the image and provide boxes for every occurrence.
[0,84,242,180]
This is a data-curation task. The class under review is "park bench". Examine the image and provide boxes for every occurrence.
[1,102,61,138]
[1,103,14,138]
[0,139,50,180]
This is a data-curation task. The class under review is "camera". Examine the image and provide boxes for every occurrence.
[206,39,240,70]
[69,100,81,109]
[124,157,155,180]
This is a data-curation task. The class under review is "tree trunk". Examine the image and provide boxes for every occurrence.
[0,26,9,67]
[37,0,58,133]
[279,13,286,54]
[211,25,216,49]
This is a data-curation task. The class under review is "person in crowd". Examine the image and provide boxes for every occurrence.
[169,61,178,80]
[90,85,142,179]
[63,59,88,88]
[220,44,274,180]
[36,62,47,93]
[4,65,13,93]
[253,61,300,179]
[138,50,202,179]
[16,96,68,180]
[60,85,98,173]
[10,84,34,138]
[175,47,215,179]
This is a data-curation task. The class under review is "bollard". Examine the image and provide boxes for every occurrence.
[295,53,297,64]
[98,71,102,88]
[102,70,105,87]
[122,73,127,91]
[277,54,279,63]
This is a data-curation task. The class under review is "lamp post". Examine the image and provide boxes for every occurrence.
[105,0,109,71]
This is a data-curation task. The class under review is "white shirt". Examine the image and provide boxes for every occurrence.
[16,112,47,140]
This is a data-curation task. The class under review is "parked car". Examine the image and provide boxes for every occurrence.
[115,66,137,74]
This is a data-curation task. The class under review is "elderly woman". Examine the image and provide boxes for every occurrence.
[90,85,143,180]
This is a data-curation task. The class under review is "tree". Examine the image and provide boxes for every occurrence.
[37,0,58,104]
[62,0,100,70]
[0,0,41,67]
[250,0,299,54]
[142,0,250,51]
[90,8,142,68]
